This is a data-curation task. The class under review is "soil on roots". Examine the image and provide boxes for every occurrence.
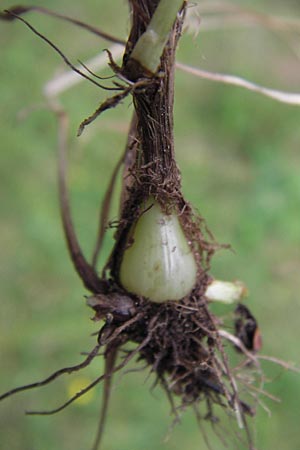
[91,278,249,422]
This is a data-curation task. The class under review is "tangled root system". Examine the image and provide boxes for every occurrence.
[87,275,258,449]
[97,289,224,405]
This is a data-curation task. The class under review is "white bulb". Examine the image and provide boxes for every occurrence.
[205,280,247,304]
[119,197,197,302]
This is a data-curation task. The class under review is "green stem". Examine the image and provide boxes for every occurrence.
[130,0,184,74]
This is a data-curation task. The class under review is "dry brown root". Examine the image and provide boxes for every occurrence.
[0,344,100,402]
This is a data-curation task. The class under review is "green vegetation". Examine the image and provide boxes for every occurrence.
[0,1,300,449]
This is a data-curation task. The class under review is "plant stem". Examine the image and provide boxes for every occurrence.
[122,0,186,196]
[108,0,193,281]
[130,0,185,74]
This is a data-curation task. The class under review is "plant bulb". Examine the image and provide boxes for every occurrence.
[205,280,247,304]
[119,197,197,302]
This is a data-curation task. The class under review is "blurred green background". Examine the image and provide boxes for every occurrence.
[1,1,300,449]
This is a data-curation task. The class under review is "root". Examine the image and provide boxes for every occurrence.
[90,290,260,449]
[1,6,126,45]
[3,11,118,92]
[77,87,131,136]
[77,78,151,136]
[91,150,125,268]
[26,331,154,416]
[0,343,100,402]
[91,347,118,450]
[0,281,287,450]
[55,103,106,293]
